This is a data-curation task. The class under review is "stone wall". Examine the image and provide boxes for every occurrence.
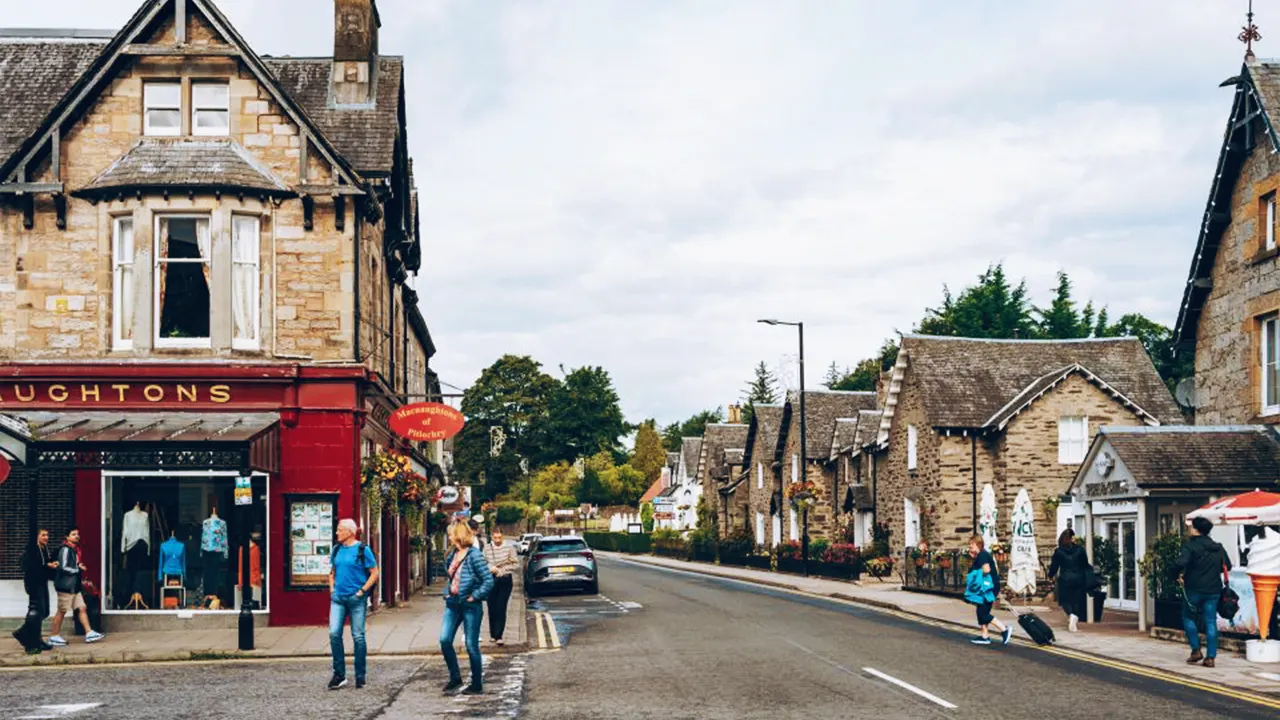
[1195,126,1280,425]
[744,450,778,547]
[874,363,941,558]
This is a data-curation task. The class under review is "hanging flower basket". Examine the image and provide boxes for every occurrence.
[786,480,817,510]
[361,448,430,523]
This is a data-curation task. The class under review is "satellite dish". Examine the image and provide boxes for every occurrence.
[1174,378,1197,409]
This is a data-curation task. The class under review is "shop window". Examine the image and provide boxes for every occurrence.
[144,82,181,137]
[907,424,918,470]
[1264,315,1280,416]
[232,215,261,349]
[1058,416,1089,464]
[112,216,134,350]
[155,216,211,347]
[192,82,230,136]
[103,473,267,613]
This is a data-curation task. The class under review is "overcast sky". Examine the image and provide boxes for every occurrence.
[5,0,1261,426]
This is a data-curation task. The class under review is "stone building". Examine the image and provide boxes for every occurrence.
[693,423,747,536]
[743,404,783,547]
[776,390,878,542]
[869,336,1182,559]
[0,0,439,627]
[830,409,882,546]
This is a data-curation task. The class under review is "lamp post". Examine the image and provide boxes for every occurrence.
[759,319,808,576]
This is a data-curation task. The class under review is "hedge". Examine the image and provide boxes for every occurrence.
[582,531,652,554]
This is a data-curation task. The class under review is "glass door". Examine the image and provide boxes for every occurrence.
[1105,519,1138,610]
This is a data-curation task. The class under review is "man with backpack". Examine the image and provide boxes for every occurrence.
[1176,516,1232,668]
[328,519,379,690]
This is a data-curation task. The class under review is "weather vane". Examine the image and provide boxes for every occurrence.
[1241,0,1262,60]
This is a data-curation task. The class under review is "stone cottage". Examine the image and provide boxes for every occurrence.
[831,409,882,546]
[869,335,1183,559]
[693,422,747,536]
[743,404,783,547]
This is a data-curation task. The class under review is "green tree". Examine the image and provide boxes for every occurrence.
[1097,313,1193,395]
[1035,271,1097,339]
[641,502,655,532]
[741,361,779,424]
[456,355,558,500]
[831,339,900,391]
[822,362,845,389]
[661,408,725,452]
[509,462,580,510]
[600,464,649,506]
[631,419,667,483]
[540,366,629,466]
[916,264,1036,339]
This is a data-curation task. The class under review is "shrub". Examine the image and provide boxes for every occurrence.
[1138,533,1185,601]
[822,543,860,566]
[809,537,831,560]
[864,556,895,579]
[871,522,891,558]
[652,528,682,542]
[495,503,525,525]
[778,540,802,562]
[720,527,755,561]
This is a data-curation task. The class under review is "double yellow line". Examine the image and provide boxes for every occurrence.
[533,612,560,649]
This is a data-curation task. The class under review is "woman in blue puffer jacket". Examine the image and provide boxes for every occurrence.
[440,521,494,695]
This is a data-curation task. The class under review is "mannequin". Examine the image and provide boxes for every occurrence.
[201,508,228,606]
[158,530,187,609]
[122,502,151,609]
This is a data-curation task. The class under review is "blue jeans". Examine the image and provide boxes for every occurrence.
[1182,591,1220,659]
[330,595,368,680]
[440,600,484,687]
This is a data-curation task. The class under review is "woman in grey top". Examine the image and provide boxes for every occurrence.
[482,530,520,645]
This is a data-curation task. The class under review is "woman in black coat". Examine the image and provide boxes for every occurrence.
[1048,529,1090,633]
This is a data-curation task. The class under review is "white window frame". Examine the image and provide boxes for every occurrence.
[143,81,181,137]
[755,512,765,546]
[904,498,920,548]
[191,81,230,137]
[1058,416,1089,464]
[154,214,213,349]
[756,462,763,489]
[1267,193,1277,252]
[231,215,261,350]
[789,507,799,541]
[791,453,799,484]
[111,216,135,351]
[907,424,918,471]
[1263,315,1280,416]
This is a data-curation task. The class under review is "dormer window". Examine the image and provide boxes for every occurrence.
[143,82,181,137]
[192,83,230,136]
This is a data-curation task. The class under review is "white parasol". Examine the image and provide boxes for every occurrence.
[1008,488,1039,596]
[979,484,999,550]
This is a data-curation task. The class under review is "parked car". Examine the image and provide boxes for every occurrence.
[524,535,598,597]
[518,533,542,555]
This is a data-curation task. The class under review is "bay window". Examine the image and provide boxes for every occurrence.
[232,216,261,349]
[155,216,211,347]
[1264,315,1279,415]
[112,217,135,350]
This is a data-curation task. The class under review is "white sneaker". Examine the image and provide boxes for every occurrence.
[85,631,104,644]
[1069,615,1079,633]
[48,636,67,647]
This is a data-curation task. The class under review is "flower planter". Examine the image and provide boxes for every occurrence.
[812,561,860,582]
[1154,598,1186,630]
[1090,590,1107,623]
[744,555,773,571]
[777,557,805,574]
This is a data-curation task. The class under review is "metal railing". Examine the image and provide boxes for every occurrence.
[901,550,974,596]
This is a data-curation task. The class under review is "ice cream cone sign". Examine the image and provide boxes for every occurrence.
[1248,528,1280,641]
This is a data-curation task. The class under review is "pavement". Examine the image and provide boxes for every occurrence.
[0,576,527,668]
[604,551,1280,700]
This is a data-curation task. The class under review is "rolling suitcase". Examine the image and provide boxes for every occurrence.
[1017,612,1055,646]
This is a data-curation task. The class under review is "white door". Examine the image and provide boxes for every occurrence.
[771,515,781,547]
[789,508,799,541]
[904,498,920,548]
[1105,518,1139,611]
[755,512,765,545]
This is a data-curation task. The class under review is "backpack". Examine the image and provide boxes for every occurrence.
[330,542,377,592]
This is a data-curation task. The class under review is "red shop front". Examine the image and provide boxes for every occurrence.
[0,363,414,628]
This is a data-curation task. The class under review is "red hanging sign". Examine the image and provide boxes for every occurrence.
[0,456,9,486]
[388,403,466,442]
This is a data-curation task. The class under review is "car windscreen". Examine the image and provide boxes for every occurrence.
[535,539,587,553]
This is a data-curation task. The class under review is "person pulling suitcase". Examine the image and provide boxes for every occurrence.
[964,535,1013,646]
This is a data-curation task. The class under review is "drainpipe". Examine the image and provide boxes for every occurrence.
[353,199,362,363]
[971,433,978,533]
[871,451,878,528]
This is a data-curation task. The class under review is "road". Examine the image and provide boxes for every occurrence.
[0,555,1275,719]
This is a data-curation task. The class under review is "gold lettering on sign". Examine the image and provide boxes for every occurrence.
[47,385,68,402]
[210,385,231,404]
[143,385,164,402]
[112,384,130,402]
[177,385,197,402]
[15,385,35,402]
[81,385,100,402]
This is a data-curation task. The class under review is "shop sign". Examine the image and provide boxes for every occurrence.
[437,486,461,505]
[388,403,466,442]
[0,456,8,486]
[234,475,252,506]
[653,511,673,520]
[0,381,275,409]
[1084,479,1132,500]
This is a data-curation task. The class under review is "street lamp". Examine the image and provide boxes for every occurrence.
[758,318,808,577]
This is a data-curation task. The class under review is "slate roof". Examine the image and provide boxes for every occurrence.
[698,423,748,484]
[264,57,404,175]
[0,36,106,169]
[853,411,883,452]
[681,437,703,477]
[849,485,874,510]
[831,418,859,460]
[723,448,744,466]
[743,405,783,467]
[787,390,878,460]
[77,138,291,196]
[898,335,1183,429]
[1096,426,1280,489]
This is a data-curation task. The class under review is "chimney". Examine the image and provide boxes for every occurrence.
[333,0,381,105]
[727,404,742,424]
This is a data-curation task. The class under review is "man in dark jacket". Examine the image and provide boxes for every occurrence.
[1175,516,1231,667]
[11,529,56,653]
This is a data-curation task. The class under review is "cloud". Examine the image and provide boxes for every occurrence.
[5,0,1254,426]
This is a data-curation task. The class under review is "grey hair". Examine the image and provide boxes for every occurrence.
[338,518,359,534]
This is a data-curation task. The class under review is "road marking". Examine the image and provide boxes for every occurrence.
[862,668,957,710]
[542,613,561,649]
[15,704,103,719]
[534,610,548,648]
[612,555,1280,712]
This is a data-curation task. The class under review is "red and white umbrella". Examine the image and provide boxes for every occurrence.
[1187,490,1280,526]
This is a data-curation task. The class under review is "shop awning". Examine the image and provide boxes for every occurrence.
[0,411,280,474]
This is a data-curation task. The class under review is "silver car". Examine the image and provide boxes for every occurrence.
[524,535,598,597]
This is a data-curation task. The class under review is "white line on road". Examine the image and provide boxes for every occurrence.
[534,611,548,648]
[15,704,103,719]
[862,668,957,710]
[542,613,562,649]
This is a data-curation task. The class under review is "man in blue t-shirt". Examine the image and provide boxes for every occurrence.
[327,519,379,690]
